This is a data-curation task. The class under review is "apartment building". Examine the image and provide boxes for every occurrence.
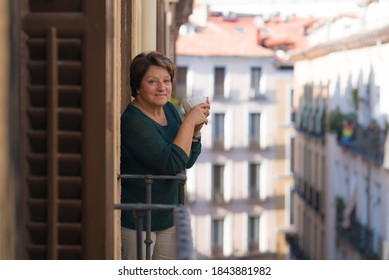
[175,7,310,259]
[290,0,389,259]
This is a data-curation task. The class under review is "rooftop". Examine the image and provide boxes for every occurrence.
[177,15,274,57]
[176,13,318,58]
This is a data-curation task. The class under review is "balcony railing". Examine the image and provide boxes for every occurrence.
[335,197,379,259]
[295,106,326,140]
[116,172,195,260]
[285,233,310,260]
[294,176,325,217]
[336,123,387,165]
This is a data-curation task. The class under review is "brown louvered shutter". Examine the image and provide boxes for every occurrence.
[21,0,114,259]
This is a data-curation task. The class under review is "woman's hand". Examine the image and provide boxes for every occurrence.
[174,97,210,156]
[193,97,210,136]
[184,97,210,132]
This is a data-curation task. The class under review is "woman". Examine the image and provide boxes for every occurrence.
[120,51,210,259]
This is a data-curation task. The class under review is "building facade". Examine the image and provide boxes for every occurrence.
[176,10,300,259]
[290,0,389,259]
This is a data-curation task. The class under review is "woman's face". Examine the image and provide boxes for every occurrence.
[137,65,172,107]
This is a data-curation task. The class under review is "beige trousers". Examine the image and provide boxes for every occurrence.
[121,226,176,260]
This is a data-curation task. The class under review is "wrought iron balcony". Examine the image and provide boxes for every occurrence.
[336,123,386,165]
[335,197,379,259]
[294,175,325,217]
[116,172,195,260]
[285,233,310,260]
[295,106,326,140]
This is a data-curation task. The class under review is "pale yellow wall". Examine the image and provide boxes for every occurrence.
[113,0,122,260]
[274,78,295,258]
[132,0,158,56]
[116,0,160,259]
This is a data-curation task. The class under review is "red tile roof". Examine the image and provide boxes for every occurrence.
[176,16,274,57]
[177,15,318,57]
[258,16,318,51]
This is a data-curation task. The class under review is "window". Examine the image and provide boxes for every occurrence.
[343,165,349,202]
[320,156,326,213]
[250,67,262,98]
[361,84,371,126]
[372,182,381,253]
[213,113,225,149]
[359,176,368,226]
[212,218,224,256]
[334,161,340,197]
[289,187,294,225]
[315,98,324,136]
[176,66,188,99]
[249,163,260,200]
[212,164,224,203]
[249,113,261,148]
[290,88,295,123]
[290,136,295,173]
[214,67,225,98]
[248,216,260,252]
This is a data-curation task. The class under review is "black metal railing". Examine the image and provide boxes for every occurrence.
[285,234,310,260]
[335,198,379,259]
[294,176,324,217]
[115,172,195,260]
[336,124,387,165]
[295,107,326,140]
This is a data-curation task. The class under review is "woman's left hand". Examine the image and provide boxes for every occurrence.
[193,97,210,136]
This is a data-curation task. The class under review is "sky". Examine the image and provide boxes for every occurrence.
[198,0,363,17]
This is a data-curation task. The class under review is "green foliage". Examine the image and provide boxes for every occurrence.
[384,120,389,131]
[326,109,356,134]
[351,88,359,110]
[327,110,344,133]
[335,196,344,208]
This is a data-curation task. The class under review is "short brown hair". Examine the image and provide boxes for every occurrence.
[129,51,176,97]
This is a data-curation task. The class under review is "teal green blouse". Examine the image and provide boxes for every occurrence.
[120,101,201,231]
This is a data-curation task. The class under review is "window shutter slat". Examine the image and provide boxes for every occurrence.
[22,2,85,260]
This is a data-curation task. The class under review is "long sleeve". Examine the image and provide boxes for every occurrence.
[121,112,189,175]
[120,102,202,231]
[186,140,201,168]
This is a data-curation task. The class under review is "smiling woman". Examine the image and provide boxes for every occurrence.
[120,51,211,260]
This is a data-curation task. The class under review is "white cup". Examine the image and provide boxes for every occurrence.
[182,96,207,113]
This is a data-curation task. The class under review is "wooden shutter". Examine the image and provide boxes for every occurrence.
[20,0,114,259]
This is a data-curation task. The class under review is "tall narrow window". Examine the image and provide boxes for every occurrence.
[343,165,349,203]
[289,187,294,225]
[249,113,261,148]
[290,88,295,122]
[290,136,295,173]
[212,218,224,256]
[212,164,224,203]
[248,216,260,252]
[214,67,225,98]
[250,67,262,98]
[320,156,326,214]
[372,182,381,253]
[213,113,225,149]
[249,163,260,200]
[359,176,368,226]
[361,84,371,126]
[176,66,188,99]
